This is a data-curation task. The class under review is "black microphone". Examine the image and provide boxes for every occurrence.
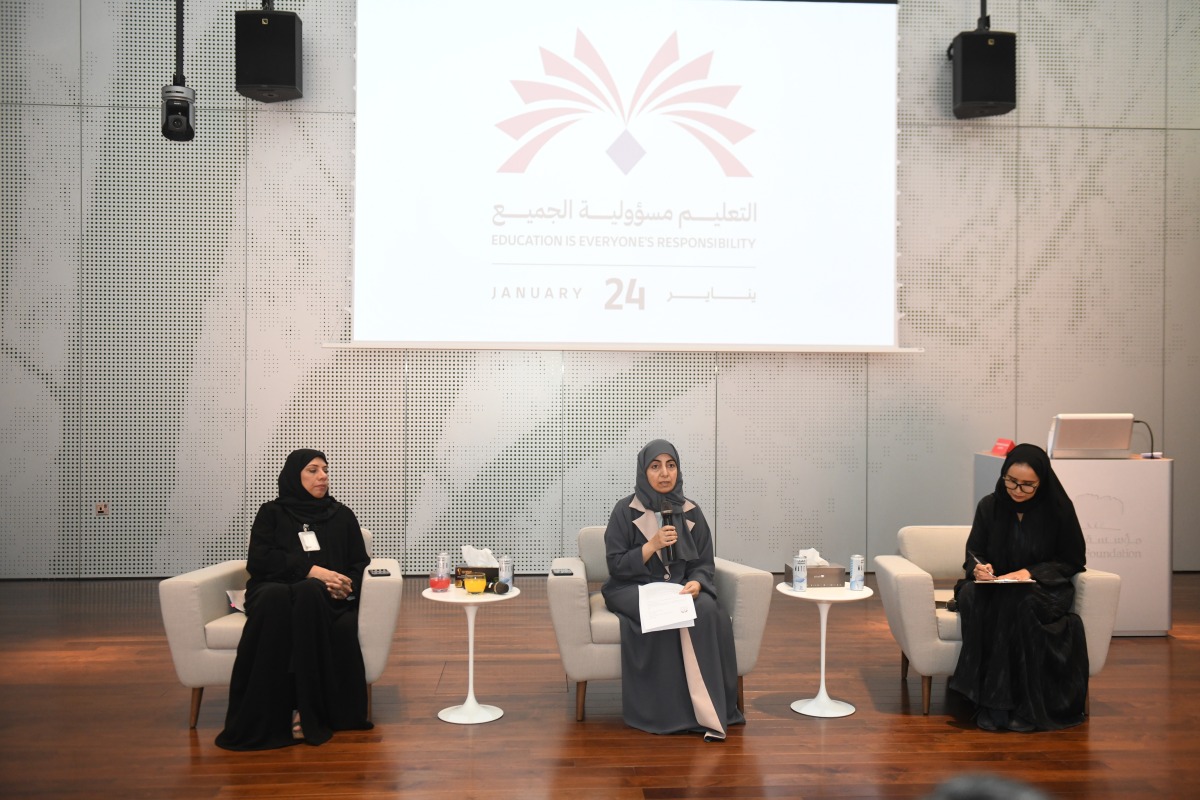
[661,502,674,562]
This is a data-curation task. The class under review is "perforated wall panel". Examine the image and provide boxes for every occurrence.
[1165,129,1200,570]
[561,351,718,555]
[78,104,245,577]
[0,105,82,577]
[717,354,867,569]
[1022,0,1165,128]
[401,349,564,575]
[1169,4,1200,128]
[1013,129,1165,441]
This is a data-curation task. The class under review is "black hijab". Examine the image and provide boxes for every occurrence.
[275,448,340,524]
[990,443,1085,574]
[993,443,1064,518]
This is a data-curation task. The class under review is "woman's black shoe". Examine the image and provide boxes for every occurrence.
[1006,716,1035,733]
[975,707,999,731]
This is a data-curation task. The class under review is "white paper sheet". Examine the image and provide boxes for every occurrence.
[638,582,697,633]
[974,578,1037,584]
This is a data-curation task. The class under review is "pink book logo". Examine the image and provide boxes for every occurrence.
[496,30,754,177]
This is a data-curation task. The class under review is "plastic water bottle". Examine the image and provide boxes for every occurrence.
[792,554,807,592]
[498,555,513,587]
[850,554,865,591]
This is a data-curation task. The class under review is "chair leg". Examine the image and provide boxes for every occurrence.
[921,676,932,715]
[189,687,204,729]
[575,681,587,722]
[737,675,745,713]
[901,651,909,680]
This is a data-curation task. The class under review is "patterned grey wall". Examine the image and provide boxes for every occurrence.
[561,351,718,554]
[1,0,1197,578]
[403,349,564,574]
[1166,126,1200,571]
[1013,129,1165,441]
[0,104,82,577]
[1023,0,1166,128]
[718,353,867,569]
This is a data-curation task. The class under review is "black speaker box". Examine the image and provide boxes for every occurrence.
[950,30,1015,119]
[235,10,303,103]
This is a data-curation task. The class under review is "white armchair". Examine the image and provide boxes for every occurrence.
[873,525,1121,715]
[158,529,403,728]
[547,526,774,721]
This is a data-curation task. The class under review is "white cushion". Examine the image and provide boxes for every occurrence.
[205,612,248,650]
[935,608,962,641]
[589,593,621,644]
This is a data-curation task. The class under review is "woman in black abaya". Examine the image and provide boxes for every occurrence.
[601,439,743,741]
[216,449,374,750]
[949,443,1089,732]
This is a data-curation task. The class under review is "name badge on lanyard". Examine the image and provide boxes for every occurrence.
[298,524,320,552]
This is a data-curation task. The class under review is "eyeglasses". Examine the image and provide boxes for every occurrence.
[1003,476,1039,494]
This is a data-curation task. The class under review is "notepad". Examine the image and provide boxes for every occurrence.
[975,578,1036,584]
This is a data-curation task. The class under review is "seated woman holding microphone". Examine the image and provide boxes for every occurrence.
[601,439,742,741]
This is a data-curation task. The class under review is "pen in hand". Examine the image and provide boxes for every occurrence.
[968,550,994,579]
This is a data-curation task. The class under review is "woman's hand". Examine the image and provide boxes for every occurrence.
[308,565,353,599]
[997,568,1033,582]
[679,580,701,598]
[641,523,679,564]
[972,562,995,582]
[651,524,678,553]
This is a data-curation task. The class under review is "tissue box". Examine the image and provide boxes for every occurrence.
[455,565,499,589]
[783,562,846,588]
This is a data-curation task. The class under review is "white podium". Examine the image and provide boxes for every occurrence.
[974,452,1172,636]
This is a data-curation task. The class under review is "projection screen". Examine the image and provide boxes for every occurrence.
[352,0,898,351]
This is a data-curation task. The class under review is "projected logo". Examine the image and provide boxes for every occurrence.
[496,31,754,177]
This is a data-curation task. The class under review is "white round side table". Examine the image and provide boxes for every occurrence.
[775,581,873,718]
[422,584,521,724]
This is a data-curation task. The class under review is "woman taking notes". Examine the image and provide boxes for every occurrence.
[950,443,1089,732]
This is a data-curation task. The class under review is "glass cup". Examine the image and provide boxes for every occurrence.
[429,570,451,592]
[462,571,486,595]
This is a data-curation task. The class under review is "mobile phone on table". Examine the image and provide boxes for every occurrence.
[551,567,573,576]
[368,567,391,577]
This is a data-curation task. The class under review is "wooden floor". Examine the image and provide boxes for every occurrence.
[1,574,1198,800]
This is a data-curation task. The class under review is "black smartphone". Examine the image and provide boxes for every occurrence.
[551,567,573,576]
[368,568,391,577]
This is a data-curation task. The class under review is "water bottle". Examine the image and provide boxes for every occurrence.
[792,554,807,592]
[498,555,513,587]
[850,554,865,591]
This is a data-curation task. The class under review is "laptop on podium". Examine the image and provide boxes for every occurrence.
[1047,413,1134,459]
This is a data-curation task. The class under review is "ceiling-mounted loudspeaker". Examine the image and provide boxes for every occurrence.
[235,9,302,102]
[949,30,1015,119]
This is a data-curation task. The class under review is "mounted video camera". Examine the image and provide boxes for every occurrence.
[161,84,196,142]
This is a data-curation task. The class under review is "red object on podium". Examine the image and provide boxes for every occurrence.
[991,438,1015,456]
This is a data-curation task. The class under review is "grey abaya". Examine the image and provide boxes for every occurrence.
[601,493,743,737]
